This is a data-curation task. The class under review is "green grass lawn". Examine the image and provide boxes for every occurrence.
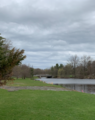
[1,78,95,120]
[0,89,95,120]
[6,78,61,87]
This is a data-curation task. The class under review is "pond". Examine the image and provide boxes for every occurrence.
[36,77,95,94]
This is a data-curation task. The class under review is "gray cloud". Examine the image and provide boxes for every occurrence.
[0,0,95,68]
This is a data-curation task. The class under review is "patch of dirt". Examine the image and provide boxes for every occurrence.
[0,86,72,92]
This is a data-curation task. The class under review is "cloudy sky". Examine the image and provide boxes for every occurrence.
[0,0,95,69]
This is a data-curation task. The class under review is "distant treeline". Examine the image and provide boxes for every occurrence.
[50,55,95,79]
[13,55,95,79]
[12,65,50,79]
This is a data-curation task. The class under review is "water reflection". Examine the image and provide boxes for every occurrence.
[61,84,95,94]
[37,77,95,94]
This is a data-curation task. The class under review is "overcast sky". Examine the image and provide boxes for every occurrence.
[0,0,95,69]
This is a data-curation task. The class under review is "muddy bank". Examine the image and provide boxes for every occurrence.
[0,86,72,91]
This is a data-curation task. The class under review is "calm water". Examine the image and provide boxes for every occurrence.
[37,77,95,84]
[36,77,95,94]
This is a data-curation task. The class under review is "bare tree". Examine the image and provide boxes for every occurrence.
[12,65,21,79]
[69,55,79,77]
[81,55,91,76]
[92,61,95,76]
[20,64,31,79]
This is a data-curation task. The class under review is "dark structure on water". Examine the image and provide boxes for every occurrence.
[34,74,52,78]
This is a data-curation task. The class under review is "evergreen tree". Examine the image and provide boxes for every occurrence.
[0,34,26,85]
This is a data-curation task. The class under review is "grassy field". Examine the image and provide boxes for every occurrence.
[0,89,95,120]
[0,78,95,120]
[6,78,61,87]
